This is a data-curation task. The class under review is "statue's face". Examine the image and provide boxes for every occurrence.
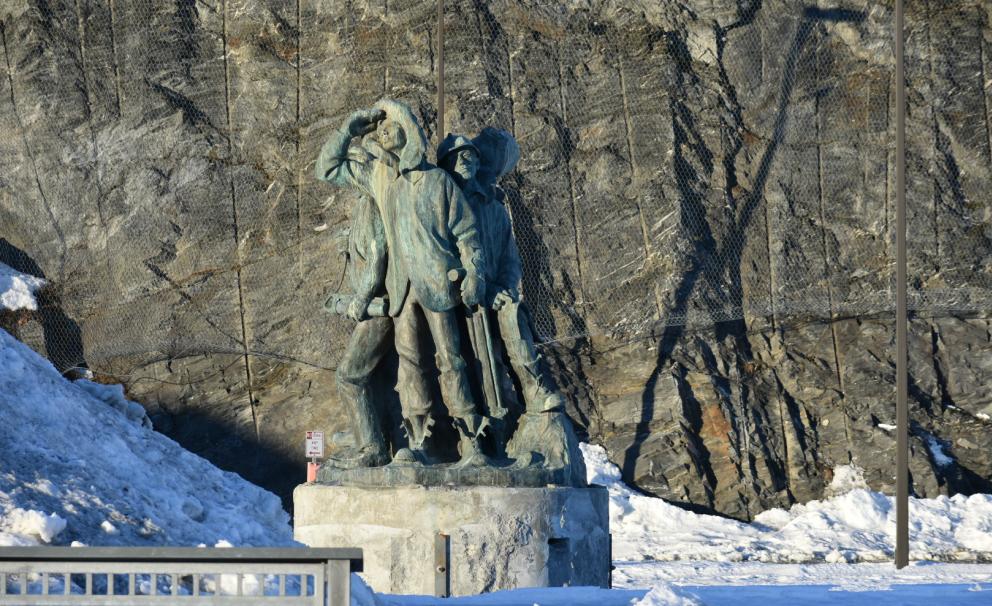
[454,148,480,180]
[377,119,406,153]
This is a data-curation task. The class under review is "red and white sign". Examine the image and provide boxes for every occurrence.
[305,431,324,458]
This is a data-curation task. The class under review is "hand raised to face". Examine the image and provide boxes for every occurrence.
[348,108,387,137]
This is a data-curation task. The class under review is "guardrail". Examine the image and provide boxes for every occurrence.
[0,547,362,606]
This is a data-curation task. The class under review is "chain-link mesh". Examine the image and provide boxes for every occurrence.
[455,0,891,345]
[1,0,989,379]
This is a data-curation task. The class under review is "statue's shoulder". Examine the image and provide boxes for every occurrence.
[414,165,460,191]
[423,165,453,182]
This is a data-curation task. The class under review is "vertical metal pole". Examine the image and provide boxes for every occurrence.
[434,533,451,598]
[437,0,445,140]
[326,560,350,606]
[894,0,909,570]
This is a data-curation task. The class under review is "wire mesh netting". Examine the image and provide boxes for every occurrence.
[1,0,990,382]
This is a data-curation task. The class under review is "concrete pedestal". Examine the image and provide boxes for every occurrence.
[293,483,610,596]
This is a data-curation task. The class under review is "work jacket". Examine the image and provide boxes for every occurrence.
[316,128,484,315]
[460,179,522,302]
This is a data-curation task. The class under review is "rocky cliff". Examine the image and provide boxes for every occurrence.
[2,0,991,519]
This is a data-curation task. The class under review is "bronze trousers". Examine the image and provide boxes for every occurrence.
[393,289,478,421]
[335,316,393,450]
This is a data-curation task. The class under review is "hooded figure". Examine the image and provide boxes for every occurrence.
[315,99,490,466]
[438,128,582,481]
[438,129,522,303]
[438,128,564,415]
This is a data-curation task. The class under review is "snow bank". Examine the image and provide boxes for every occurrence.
[581,443,992,563]
[632,585,704,605]
[0,328,293,547]
[0,262,45,311]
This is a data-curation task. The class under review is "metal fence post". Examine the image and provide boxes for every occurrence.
[434,533,450,597]
[327,559,351,606]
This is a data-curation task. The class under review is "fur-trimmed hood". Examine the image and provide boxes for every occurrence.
[373,98,428,175]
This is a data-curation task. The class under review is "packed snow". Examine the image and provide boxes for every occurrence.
[375,585,694,606]
[0,262,45,311]
[0,328,293,547]
[581,442,992,564]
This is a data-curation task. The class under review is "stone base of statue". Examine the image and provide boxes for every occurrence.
[293,482,610,596]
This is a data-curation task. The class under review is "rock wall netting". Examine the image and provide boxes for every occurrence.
[2,0,991,518]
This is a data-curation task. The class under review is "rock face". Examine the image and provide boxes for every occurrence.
[2,0,991,518]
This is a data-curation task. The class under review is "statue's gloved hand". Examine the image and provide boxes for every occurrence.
[492,288,519,311]
[460,275,485,308]
[346,297,371,322]
[348,109,386,137]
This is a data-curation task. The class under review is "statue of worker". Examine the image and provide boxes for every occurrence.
[437,128,565,416]
[315,100,490,467]
[321,176,393,469]
[438,128,584,481]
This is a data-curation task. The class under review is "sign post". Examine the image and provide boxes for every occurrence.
[305,431,324,483]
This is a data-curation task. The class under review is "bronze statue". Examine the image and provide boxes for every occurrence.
[315,100,489,467]
[325,190,393,469]
[437,129,565,418]
[315,100,585,486]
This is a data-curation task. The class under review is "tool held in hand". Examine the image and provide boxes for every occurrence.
[448,268,507,424]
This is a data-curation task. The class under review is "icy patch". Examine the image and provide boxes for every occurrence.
[0,262,45,311]
[0,328,294,547]
[580,443,992,563]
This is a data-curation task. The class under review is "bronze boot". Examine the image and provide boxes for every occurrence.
[452,413,491,467]
[394,414,435,464]
[326,384,390,469]
[521,359,565,413]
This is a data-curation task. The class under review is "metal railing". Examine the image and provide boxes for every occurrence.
[0,547,362,606]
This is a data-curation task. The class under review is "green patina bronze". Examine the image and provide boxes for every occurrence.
[314,100,585,487]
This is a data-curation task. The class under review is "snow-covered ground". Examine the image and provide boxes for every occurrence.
[0,328,293,547]
[581,442,992,564]
[2,315,992,605]
[588,442,992,605]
